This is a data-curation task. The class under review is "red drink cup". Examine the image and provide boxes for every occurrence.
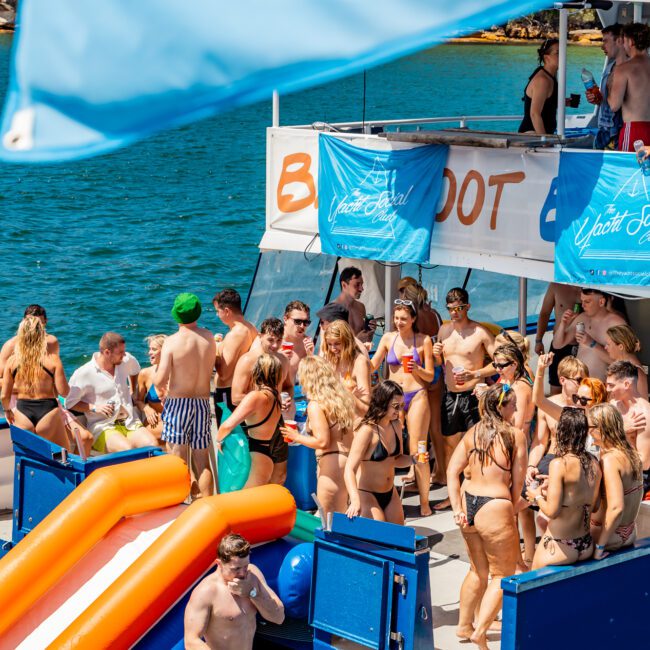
[402,351,414,373]
[284,419,297,442]
[453,366,466,386]
[281,341,294,353]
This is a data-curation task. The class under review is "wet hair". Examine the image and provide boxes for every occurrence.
[493,343,527,382]
[607,360,639,383]
[298,356,355,433]
[260,317,284,339]
[446,287,468,305]
[145,334,166,350]
[213,288,242,312]
[495,330,530,362]
[284,300,310,316]
[99,332,125,351]
[607,324,641,354]
[538,38,559,66]
[623,22,650,51]
[580,377,607,404]
[358,380,404,428]
[339,266,362,287]
[473,384,516,472]
[557,356,589,380]
[556,407,594,480]
[251,354,283,398]
[589,403,642,482]
[323,320,358,371]
[24,304,46,320]
[602,22,623,39]
[218,533,250,563]
[14,316,47,395]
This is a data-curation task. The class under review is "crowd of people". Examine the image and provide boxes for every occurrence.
[518,22,650,153]
[1,272,649,650]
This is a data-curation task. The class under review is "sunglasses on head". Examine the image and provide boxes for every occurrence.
[571,394,592,406]
[447,304,468,313]
[292,318,311,327]
[499,328,517,345]
[494,361,513,370]
[394,299,414,307]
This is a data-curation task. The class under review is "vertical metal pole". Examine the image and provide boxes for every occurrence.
[634,3,643,23]
[518,277,528,335]
[557,8,568,138]
[272,90,280,127]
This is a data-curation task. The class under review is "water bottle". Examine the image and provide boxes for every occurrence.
[634,140,650,176]
[581,68,602,102]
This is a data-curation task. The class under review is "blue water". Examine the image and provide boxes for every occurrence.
[0,35,602,371]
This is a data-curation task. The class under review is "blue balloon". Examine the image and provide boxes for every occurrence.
[217,429,250,493]
[277,542,314,619]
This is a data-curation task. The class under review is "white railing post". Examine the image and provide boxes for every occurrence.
[272,90,280,127]
[557,8,568,138]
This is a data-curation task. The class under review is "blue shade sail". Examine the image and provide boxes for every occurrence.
[0,0,549,161]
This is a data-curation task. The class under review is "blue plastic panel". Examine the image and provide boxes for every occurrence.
[310,541,393,649]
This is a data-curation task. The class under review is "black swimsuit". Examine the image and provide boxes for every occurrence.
[464,429,513,527]
[13,364,59,427]
[518,66,558,135]
[241,394,288,464]
[359,422,401,511]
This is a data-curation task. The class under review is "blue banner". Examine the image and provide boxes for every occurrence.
[555,151,650,287]
[318,136,448,263]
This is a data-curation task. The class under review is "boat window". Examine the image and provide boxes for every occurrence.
[401,264,547,331]
[245,251,338,337]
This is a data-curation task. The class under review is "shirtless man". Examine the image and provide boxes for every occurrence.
[282,300,314,382]
[607,22,650,152]
[606,360,650,498]
[184,533,284,650]
[156,293,216,498]
[334,267,376,343]
[0,305,59,394]
[433,287,495,509]
[535,283,581,394]
[212,288,258,422]
[553,288,626,381]
[231,318,292,486]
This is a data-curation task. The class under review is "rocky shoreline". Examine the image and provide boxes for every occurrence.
[450,29,602,46]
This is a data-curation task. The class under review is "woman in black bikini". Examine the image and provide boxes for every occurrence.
[447,384,528,650]
[589,403,643,558]
[1,316,70,448]
[216,354,284,489]
[527,408,602,569]
[344,381,425,525]
[282,356,355,518]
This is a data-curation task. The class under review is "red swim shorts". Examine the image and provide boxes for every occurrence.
[618,121,650,152]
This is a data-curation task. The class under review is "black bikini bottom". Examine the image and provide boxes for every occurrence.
[16,398,59,427]
[247,423,288,464]
[360,487,394,511]
[464,490,510,527]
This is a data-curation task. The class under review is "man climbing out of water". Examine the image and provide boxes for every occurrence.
[434,287,495,510]
[212,288,258,424]
[231,317,292,485]
[333,266,376,343]
[282,300,314,383]
[184,533,284,650]
[553,288,626,382]
[156,293,216,498]
[607,22,650,151]
[65,332,158,454]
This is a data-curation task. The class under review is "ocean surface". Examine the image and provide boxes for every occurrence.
[0,35,602,371]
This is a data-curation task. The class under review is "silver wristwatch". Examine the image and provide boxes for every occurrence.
[249,587,258,599]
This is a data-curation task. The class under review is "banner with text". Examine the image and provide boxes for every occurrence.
[555,151,650,287]
[318,135,448,263]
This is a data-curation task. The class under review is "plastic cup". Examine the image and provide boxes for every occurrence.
[453,366,466,386]
[576,322,585,335]
[284,419,297,443]
[417,441,427,464]
[475,382,488,396]
[402,351,414,373]
[281,341,294,353]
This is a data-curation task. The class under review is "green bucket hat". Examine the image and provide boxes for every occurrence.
[172,293,202,324]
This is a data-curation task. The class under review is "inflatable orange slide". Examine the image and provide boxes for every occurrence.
[0,454,296,649]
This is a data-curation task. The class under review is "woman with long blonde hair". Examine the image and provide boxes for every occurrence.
[1,316,70,448]
[589,403,643,558]
[322,320,371,415]
[605,324,648,398]
[283,356,355,517]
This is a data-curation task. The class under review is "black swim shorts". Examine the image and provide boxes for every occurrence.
[442,390,480,437]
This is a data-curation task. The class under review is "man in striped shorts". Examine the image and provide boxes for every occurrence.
[155,293,217,498]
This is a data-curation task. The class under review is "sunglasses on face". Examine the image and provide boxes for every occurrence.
[563,376,585,384]
[391,402,403,411]
[394,299,414,307]
[571,394,592,406]
[292,318,311,327]
[494,361,513,370]
[447,304,468,313]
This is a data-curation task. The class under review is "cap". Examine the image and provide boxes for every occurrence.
[172,293,202,324]
[316,302,349,323]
